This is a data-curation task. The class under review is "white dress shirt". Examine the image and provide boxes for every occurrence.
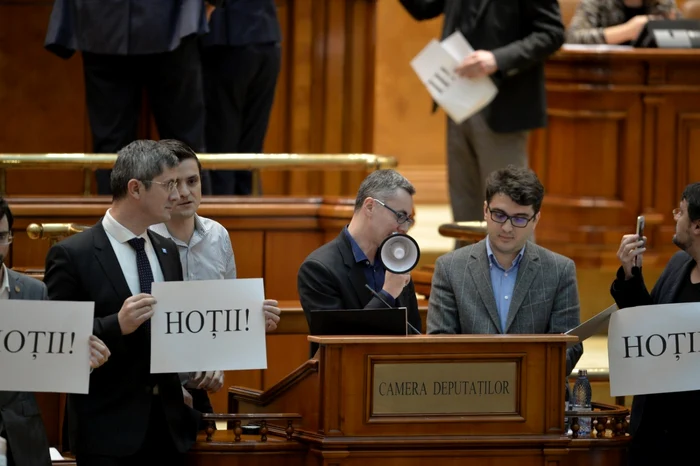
[102,209,164,295]
[150,214,236,281]
[0,264,10,300]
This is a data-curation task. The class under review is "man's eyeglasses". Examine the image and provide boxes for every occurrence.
[487,206,535,228]
[372,198,414,226]
[143,179,179,192]
[0,232,13,245]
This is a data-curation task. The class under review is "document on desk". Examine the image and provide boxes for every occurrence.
[565,303,618,348]
[410,31,497,124]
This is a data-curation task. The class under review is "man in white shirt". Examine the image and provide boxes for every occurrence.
[150,139,281,412]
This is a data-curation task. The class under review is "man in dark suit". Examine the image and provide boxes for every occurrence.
[297,169,422,356]
[399,0,565,231]
[43,0,222,195]
[201,0,282,195]
[43,140,200,466]
[611,182,700,465]
[0,198,111,466]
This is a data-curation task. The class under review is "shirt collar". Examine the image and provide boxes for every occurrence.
[149,214,210,248]
[103,209,148,244]
[486,236,525,271]
[343,226,384,267]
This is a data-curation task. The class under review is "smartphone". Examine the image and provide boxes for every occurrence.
[635,216,645,266]
[636,215,645,239]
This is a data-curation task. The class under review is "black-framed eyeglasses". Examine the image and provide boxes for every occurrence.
[142,179,179,192]
[487,206,535,228]
[372,198,414,226]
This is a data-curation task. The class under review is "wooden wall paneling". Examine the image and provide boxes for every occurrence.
[263,230,324,300]
[0,1,88,194]
[228,231,264,279]
[262,334,311,389]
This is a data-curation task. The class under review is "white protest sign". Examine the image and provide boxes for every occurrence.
[150,278,267,374]
[0,300,94,393]
[608,302,700,397]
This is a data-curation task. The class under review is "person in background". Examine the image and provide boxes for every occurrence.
[399,0,564,241]
[566,0,680,44]
[150,139,282,415]
[201,0,282,195]
[44,0,222,195]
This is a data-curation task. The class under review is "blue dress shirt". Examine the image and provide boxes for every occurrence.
[486,237,525,333]
[344,227,396,306]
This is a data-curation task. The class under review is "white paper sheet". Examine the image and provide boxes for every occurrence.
[0,300,93,393]
[410,31,497,123]
[150,279,267,374]
[608,302,700,396]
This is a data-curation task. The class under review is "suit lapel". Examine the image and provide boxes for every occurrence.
[468,241,502,332]
[148,231,178,282]
[93,221,132,302]
[7,269,22,299]
[337,232,373,307]
[504,244,539,333]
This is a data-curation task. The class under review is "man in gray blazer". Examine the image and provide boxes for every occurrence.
[427,166,583,375]
[0,198,110,466]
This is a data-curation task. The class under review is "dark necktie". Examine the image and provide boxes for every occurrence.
[127,237,154,295]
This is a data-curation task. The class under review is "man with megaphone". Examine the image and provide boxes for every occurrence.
[298,169,423,355]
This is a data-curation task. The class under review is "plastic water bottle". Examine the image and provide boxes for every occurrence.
[564,377,571,433]
[0,436,7,466]
[572,369,592,436]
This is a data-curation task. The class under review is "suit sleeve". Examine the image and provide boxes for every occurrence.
[426,255,461,334]
[491,0,564,77]
[297,259,387,321]
[610,266,653,309]
[399,0,445,21]
[564,0,607,44]
[549,258,583,375]
[44,242,126,354]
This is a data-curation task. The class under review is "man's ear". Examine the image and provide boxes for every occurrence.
[363,197,374,214]
[127,179,142,199]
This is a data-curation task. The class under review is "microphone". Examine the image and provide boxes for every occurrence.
[364,284,421,335]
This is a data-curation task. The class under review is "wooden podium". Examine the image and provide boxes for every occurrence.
[228,334,617,466]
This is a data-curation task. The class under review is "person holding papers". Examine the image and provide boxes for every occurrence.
[0,198,111,466]
[610,182,700,465]
[566,0,680,44]
[44,141,200,466]
[399,0,565,236]
[150,139,282,416]
[297,170,422,356]
[426,166,583,375]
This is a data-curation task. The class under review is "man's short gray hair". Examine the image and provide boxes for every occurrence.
[354,169,415,211]
[110,140,179,200]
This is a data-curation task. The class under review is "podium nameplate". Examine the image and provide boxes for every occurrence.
[371,361,517,415]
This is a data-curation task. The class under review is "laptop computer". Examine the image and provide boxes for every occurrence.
[308,307,409,337]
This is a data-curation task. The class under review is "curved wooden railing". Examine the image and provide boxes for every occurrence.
[0,153,397,196]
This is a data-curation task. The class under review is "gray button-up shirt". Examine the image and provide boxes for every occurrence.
[150,215,236,281]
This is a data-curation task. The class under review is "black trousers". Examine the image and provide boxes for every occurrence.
[82,35,206,195]
[75,397,184,466]
[201,42,281,195]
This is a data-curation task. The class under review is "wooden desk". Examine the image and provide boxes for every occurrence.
[529,48,700,268]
